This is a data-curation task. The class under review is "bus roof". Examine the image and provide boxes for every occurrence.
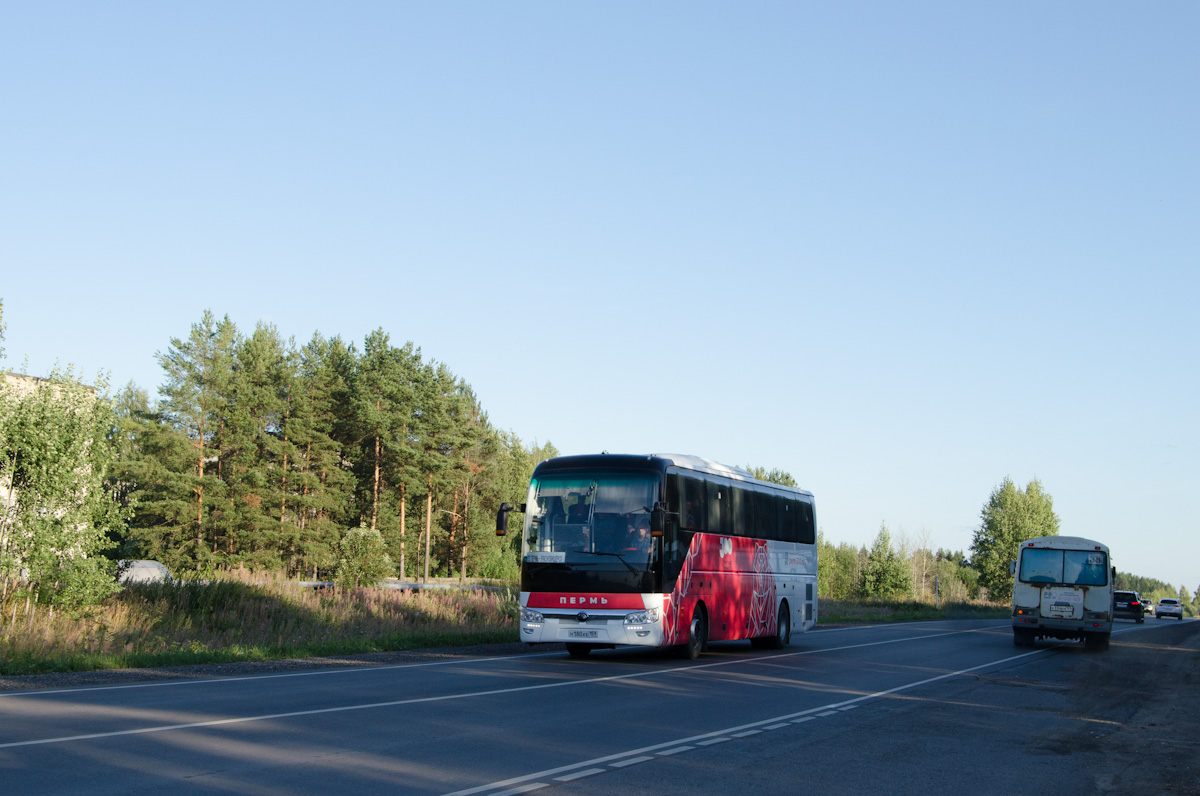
[1020,535,1109,552]
[532,453,813,497]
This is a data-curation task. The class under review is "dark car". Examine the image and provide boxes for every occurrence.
[1113,591,1146,623]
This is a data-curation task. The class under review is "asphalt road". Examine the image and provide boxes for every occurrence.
[2,618,1197,795]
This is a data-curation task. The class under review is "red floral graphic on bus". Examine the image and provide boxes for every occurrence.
[749,541,777,637]
[664,541,701,645]
[664,535,778,645]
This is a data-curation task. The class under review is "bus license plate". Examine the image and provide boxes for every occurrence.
[568,630,599,639]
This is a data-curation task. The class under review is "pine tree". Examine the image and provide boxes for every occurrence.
[152,311,239,569]
[106,380,152,556]
[443,381,490,582]
[350,330,422,577]
[287,333,356,577]
[415,362,474,580]
[860,523,912,599]
[221,323,289,568]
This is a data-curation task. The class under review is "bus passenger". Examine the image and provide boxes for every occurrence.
[626,519,651,553]
[567,493,589,522]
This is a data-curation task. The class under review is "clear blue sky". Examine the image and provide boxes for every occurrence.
[2,3,1196,590]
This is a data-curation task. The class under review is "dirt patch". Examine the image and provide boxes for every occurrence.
[1083,621,1200,793]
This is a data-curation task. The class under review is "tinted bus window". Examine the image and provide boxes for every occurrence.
[706,477,729,536]
[754,490,776,538]
[730,486,750,535]
[682,476,706,530]
[798,499,815,544]
[666,473,682,533]
[780,498,798,542]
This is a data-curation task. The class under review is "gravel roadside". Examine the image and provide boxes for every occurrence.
[1087,619,1200,793]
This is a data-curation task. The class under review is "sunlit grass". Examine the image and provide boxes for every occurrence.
[0,570,518,675]
[1,574,1014,675]
[818,597,1009,623]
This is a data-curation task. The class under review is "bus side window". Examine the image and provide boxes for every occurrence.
[683,476,706,530]
[730,486,748,536]
[799,500,815,544]
[781,498,798,542]
[754,489,776,538]
[666,473,683,527]
[706,478,727,536]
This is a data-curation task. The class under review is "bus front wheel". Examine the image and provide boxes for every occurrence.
[684,606,708,660]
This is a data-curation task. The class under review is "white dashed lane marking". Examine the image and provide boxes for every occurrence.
[445,638,1051,796]
[554,769,604,782]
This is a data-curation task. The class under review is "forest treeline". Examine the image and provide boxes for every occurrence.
[818,525,981,603]
[819,480,1200,615]
[2,302,1193,615]
[116,310,554,582]
[2,307,555,609]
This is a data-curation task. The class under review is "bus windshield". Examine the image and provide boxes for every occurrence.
[1019,548,1109,586]
[523,473,659,564]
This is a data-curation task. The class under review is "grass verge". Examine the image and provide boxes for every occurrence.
[0,572,518,676]
[818,598,1010,624]
[2,577,1010,676]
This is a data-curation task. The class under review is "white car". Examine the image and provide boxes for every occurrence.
[1156,598,1184,620]
[118,559,172,584]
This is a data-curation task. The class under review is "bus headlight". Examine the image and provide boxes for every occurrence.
[624,607,660,625]
[521,608,544,623]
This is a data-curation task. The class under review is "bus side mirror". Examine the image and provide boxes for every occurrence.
[496,503,527,535]
[650,503,666,538]
[1009,560,1017,576]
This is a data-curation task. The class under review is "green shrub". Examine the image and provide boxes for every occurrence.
[334,528,394,587]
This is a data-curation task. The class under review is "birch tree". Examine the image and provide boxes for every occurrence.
[970,477,1060,602]
[0,370,125,609]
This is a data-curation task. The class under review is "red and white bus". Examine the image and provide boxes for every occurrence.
[496,453,818,658]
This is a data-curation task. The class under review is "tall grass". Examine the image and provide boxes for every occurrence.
[1,573,1011,676]
[818,597,1009,623]
[0,570,518,675]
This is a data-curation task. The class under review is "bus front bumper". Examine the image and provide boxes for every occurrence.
[520,612,666,647]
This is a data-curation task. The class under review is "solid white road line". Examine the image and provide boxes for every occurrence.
[0,629,982,748]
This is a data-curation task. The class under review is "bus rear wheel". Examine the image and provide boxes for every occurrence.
[765,601,791,650]
[684,606,707,660]
[1084,632,1110,651]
